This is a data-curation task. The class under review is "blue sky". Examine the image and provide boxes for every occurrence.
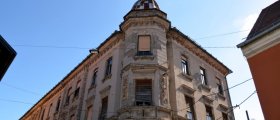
[0,0,277,120]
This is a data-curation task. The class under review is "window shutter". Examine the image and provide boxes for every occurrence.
[138,36,151,51]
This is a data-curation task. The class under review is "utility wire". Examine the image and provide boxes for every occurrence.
[176,78,253,112]
[0,98,34,105]
[216,90,257,120]
[195,29,249,40]
[13,44,90,49]
[12,30,247,50]
[0,82,40,96]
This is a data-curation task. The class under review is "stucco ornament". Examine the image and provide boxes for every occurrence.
[160,74,168,105]
[122,76,129,100]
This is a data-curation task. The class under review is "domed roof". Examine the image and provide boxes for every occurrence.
[132,0,160,10]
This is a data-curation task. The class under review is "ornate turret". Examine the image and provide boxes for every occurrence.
[121,0,170,31]
[132,0,160,10]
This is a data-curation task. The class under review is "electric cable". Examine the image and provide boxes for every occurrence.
[216,90,257,120]
[1,82,40,96]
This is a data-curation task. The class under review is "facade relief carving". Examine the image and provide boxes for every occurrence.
[122,76,129,100]
[160,74,168,106]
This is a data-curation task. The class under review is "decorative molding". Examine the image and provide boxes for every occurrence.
[179,84,195,96]
[218,104,229,112]
[200,84,211,92]
[201,95,214,106]
[99,85,111,99]
[122,63,168,73]
[121,17,170,31]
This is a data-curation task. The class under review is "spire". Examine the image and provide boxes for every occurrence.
[132,0,160,10]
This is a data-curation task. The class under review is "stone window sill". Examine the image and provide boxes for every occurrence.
[200,84,211,92]
[134,55,155,60]
[88,84,96,91]
[102,74,112,82]
[181,73,193,82]
[217,93,226,100]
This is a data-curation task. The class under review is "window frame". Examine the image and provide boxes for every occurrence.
[217,77,224,95]
[222,112,228,120]
[105,57,113,76]
[137,35,152,56]
[92,68,98,86]
[181,56,190,75]
[99,96,108,120]
[200,67,208,85]
[65,87,72,105]
[86,105,93,120]
[205,105,214,120]
[55,97,61,112]
[47,103,53,117]
[185,95,196,120]
[135,79,153,106]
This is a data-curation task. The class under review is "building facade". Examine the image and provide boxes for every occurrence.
[0,35,16,81]
[238,1,280,120]
[21,0,234,120]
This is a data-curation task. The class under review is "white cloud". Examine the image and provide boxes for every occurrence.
[233,13,259,39]
[241,13,258,31]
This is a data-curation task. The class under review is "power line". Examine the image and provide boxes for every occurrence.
[13,44,90,49]
[0,82,40,96]
[0,98,34,105]
[176,78,253,112]
[12,29,248,50]
[216,90,257,120]
[195,29,249,40]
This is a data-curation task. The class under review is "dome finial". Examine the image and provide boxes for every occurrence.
[132,0,160,10]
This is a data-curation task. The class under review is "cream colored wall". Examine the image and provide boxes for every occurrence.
[169,39,232,119]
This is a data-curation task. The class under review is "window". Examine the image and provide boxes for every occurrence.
[56,98,61,112]
[70,114,75,120]
[185,96,195,120]
[135,80,152,106]
[200,67,208,85]
[105,57,112,76]
[217,78,224,95]
[181,56,190,75]
[74,80,81,99]
[137,35,152,56]
[206,106,214,120]
[47,104,52,117]
[92,68,98,86]
[222,113,228,120]
[99,97,108,120]
[86,106,93,120]
[65,87,72,105]
[40,109,45,120]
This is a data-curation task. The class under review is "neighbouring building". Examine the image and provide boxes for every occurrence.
[0,35,16,81]
[21,0,234,120]
[237,1,280,120]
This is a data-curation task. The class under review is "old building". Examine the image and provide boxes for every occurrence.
[237,1,280,120]
[0,35,16,81]
[21,0,234,120]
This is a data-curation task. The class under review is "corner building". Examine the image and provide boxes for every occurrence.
[21,0,234,120]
